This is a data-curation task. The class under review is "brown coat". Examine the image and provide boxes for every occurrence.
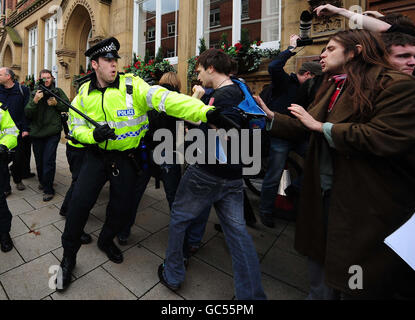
[269,66,415,297]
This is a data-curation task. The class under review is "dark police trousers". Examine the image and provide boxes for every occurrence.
[0,159,12,234]
[60,144,86,215]
[61,148,139,257]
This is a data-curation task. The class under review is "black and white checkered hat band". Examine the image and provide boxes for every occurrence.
[91,42,117,57]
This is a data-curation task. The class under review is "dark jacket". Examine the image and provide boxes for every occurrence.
[268,66,415,297]
[267,49,300,115]
[199,84,244,179]
[0,81,30,132]
[25,84,69,138]
[294,75,324,110]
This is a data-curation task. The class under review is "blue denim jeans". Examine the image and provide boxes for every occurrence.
[160,162,211,251]
[260,137,307,217]
[164,165,266,300]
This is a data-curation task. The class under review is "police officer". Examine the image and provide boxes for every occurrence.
[58,37,222,291]
[59,122,92,245]
[0,102,19,252]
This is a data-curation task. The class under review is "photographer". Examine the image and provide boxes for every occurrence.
[259,35,322,228]
[25,70,69,201]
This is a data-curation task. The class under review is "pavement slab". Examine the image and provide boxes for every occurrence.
[140,283,184,300]
[0,253,60,300]
[10,216,30,238]
[102,246,163,298]
[13,224,62,262]
[134,207,171,233]
[0,246,25,275]
[51,267,137,300]
[19,205,64,230]
[261,245,309,293]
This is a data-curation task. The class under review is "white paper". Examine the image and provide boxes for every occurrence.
[384,213,415,271]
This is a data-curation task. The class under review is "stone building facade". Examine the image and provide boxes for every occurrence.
[2,0,410,99]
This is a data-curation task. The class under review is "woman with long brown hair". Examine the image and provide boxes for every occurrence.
[257,29,415,299]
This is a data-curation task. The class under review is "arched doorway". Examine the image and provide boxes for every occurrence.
[3,45,13,67]
[62,4,92,97]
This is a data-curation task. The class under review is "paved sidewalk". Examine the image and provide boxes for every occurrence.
[0,142,309,300]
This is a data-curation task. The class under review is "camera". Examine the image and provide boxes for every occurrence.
[297,10,314,47]
[35,78,58,100]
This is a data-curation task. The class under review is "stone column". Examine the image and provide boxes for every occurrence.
[177,0,197,94]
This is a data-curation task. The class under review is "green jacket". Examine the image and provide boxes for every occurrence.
[69,73,213,151]
[25,86,69,138]
[0,106,19,149]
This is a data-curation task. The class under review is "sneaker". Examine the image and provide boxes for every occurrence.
[157,263,180,291]
[43,193,54,202]
[15,182,26,191]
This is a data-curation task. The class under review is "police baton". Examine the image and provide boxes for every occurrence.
[38,80,102,128]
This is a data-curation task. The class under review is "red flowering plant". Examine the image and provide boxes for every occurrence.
[188,32,279,88]
[124,50,175,83]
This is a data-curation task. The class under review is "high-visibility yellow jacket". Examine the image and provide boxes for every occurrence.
[0,105,19,149]
[69,73,213,151]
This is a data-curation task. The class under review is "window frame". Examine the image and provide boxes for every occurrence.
[28,26,38,78]
[44,15,57,84]
[133,0,179,65]
[196,0,281,54]
[167,21,176,37]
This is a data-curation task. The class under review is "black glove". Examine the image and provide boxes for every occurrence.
[206,108,241,130]
[93,124,117,143]
[0,144,9,162]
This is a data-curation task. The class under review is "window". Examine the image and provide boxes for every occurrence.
[44,16,57,83]
[268,0,279,14]
[210,8,220,27]
[148,26,155,41]
[28,26,38,77]
[196,0,280,54]
[133,0,179,64]
[241,0,249,19]
[167,22,175,37]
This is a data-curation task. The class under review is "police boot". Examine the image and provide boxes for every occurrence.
[98,240,123,264]
[80,232,92,245]
[0,233,13,252]
[56,255,76,292]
